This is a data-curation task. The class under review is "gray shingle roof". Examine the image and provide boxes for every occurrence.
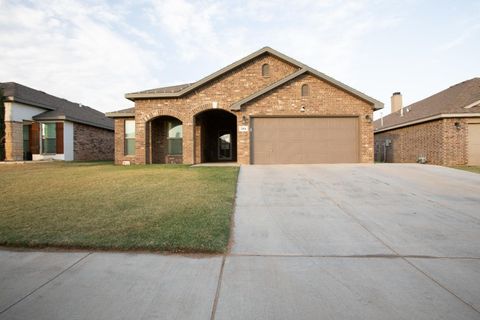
[374,78,480,132]
[129,83,193,95]
[105,107,135,118]
[0,82,113,130]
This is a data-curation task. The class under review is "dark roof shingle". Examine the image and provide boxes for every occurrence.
[105,107,135,118]
[374,78,480,132]
[129,83,193,95]
[0,82,113,130]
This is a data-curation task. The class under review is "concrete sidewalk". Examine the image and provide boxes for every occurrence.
[1,164,480,319]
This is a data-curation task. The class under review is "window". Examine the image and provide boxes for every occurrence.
[23,125,30,153]
[262,63,270,77]
[167,119,182,155]
[301,84,309,97]
[41,123,56,154]
[124,120,135,155]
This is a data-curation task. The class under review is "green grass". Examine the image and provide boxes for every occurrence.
[0,162,239,253]
[450,165,480,174]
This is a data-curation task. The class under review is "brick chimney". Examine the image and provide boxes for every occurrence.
[391,92,403,114]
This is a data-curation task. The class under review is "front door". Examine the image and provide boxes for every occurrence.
[218,131,232,160]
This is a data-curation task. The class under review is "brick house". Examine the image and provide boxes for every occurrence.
[374,78,480,165]
[107,47,383,165]
[0,82,114,161]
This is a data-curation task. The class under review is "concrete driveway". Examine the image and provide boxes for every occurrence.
[1,164,480,319]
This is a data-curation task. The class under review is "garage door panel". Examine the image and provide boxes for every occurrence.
[468,124,480,165]
[252,117,359,164]
[275,146,304,163]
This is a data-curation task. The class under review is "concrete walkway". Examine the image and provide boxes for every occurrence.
[1,164,480,319]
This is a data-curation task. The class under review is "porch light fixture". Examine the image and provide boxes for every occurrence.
[300,106,306,112]
[242,115,248,125]
[365,114,372,123]
[454,122,461,130]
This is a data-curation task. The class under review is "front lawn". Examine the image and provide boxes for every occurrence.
[0,162,239,253]
[450,166,480,174]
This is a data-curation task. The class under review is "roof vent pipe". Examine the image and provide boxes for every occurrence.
[391,92,403,114]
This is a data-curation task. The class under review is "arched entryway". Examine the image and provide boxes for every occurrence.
[147,116,183,164]
[194,109,237,163]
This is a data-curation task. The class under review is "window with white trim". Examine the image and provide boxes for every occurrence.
[125,120,135,155]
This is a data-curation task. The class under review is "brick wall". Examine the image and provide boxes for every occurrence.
[374,118,469,165]
[133,53,300,165]
[120,53,375,165]
[114,118,135,164]
[4,121,23,161]
[443,118,468,165]
[73,123,114,161]
[241,73,374,163]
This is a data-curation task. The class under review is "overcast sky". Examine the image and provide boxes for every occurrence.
[1,0,479,118]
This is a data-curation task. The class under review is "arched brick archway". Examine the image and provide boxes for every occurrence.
[145,115,184,164]
[193,109,237,163]
[189,103,239,118]
[142,109,188,124]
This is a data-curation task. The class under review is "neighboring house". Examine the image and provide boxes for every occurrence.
[0,82,114,161]
[374,78,480,165]
[107,47,383,165]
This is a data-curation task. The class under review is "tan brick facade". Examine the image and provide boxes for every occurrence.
[374,118,477,165]
[116,53,377,165]
[4,121,23,161]
[242,73,374,163]
[114,118,135,164]
[73,123,114,161]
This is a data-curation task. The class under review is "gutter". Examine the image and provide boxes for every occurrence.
[6,96,55,111]
[33,115,114,131]
[374,113,480,133]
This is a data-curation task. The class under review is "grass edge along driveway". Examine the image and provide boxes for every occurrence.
[450,165,480,174]
[0,162,239,253]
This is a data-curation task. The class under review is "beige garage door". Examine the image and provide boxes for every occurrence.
[468,123,480,165]
[252,117,359,164]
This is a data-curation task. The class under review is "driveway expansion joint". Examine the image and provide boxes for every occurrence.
[210,255,226,320]
[228,253,480,259]
[0,252,92,316]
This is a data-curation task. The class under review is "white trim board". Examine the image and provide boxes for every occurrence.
[375,113,480,133]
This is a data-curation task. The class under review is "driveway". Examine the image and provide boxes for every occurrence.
[1,164,480,319]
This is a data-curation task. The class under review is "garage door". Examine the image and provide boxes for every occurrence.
[468,123,480,165]
[252,117,359,164]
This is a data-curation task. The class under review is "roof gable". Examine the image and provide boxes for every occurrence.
[125,47,303,100]
[123,46,383,110]
[231,68,383,111]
